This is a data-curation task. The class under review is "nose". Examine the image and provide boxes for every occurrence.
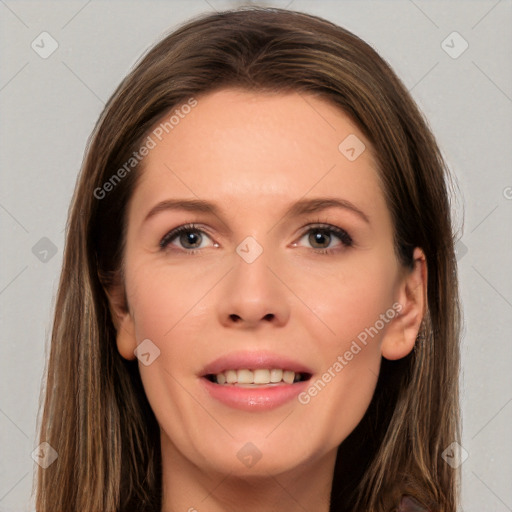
[216,242,290,329]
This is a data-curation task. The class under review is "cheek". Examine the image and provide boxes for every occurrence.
[294,255,396,430]
[126,266,209,451]
[126,258,206,341]
[298,253,397,348]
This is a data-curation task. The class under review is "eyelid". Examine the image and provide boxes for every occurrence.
[295,222,353,251]
[159,222,214,250]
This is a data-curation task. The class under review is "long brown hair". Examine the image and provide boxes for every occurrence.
[35,7,461,511]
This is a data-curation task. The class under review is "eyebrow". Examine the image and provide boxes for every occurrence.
[143,197,370,225]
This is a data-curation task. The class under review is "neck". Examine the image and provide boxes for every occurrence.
[160,431,336,512]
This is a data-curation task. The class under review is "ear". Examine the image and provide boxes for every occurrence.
[102,274,137,361]
[381,247,427,360]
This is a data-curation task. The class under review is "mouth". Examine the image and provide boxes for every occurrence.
[199,351,314,410]
[204,369,312,387]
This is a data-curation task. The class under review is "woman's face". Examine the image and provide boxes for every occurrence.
[110,89,423,479]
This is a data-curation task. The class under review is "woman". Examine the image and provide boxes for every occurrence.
[35,7,461,512]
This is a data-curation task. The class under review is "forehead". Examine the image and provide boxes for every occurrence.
[128,88,385,225]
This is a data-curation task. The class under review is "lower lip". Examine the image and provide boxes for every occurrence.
[200,377,310,411]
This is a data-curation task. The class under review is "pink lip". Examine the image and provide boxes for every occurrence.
[200,350,313,376]
[200,377,311,411]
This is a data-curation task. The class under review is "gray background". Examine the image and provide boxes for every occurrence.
[1,1,511,510]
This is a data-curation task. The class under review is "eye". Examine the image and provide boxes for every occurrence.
[294,224,353,255]
[159,222,353,255]
[159,223,215,253]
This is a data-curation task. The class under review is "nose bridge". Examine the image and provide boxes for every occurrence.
[235,234,267,266]
[217,233,290,326]
[233,233,279,294]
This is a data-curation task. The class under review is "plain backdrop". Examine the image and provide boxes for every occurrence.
[1,1,511,511]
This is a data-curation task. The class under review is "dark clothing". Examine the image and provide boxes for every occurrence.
[398,495,430,511]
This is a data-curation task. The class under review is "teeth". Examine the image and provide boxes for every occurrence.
[225,370,237,383]
[253,369,269,384]
[269,369,283,383]
[283,370,295,384]
[237,369,253,384]
[211,368,304,385]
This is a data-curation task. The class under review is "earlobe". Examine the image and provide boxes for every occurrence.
[103,280,137,361]
[381,247,427,361]
[115,317,138,361]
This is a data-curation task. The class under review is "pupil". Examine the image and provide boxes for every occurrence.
[182,231,200,248]
[310,230,329,248]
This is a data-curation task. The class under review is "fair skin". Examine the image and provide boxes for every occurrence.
[106,89,427,512]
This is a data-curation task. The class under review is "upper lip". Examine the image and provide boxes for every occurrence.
[200,350,314,376]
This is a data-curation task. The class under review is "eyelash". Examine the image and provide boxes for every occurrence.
[159,221,353,255]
